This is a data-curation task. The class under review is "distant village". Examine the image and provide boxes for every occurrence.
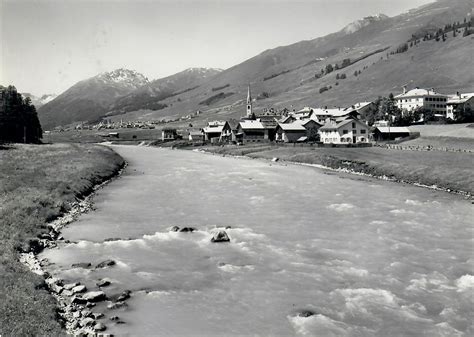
[72,85,474,146]
[159,86,474,145]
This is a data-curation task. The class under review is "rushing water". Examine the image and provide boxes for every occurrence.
[41,145,473,336]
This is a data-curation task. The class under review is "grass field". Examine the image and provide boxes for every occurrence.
[0,143,124,335]
[201,143,474,195]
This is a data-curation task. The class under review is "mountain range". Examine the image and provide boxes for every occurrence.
[38,0,474,129]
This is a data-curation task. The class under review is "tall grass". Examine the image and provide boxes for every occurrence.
[0,143,124,335]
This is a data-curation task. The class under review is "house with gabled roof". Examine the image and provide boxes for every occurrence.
[237,120,269,143]
[202,121,231,142]
[319,117,369,144]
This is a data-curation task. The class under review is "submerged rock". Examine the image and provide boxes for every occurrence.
[96,259,116,268]
[97,279,111,287]
[92,312,104,319]
[71,262,92,269]
[211,230,230,243]
[117,290,131,302]
[83,291,107,302]
[179,227,196,232]
[297,309,316,317]
[107,301,127,310]
[109,316,120,321]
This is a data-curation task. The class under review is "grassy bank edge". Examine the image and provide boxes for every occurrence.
[0,143,125,335]
[164,142,474,198]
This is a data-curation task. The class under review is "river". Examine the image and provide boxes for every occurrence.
[40,145,473,336]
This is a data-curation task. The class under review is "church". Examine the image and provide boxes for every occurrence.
[236,85,278,142]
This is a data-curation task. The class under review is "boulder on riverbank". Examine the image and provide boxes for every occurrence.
[83,291,107,302]
[211,230,230,243]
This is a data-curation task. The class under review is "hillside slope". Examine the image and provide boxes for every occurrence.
[107,0,473,126]
[107,67,222,115]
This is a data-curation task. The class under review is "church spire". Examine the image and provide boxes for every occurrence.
[246,84,253,118]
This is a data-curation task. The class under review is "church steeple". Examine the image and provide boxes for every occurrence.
[246,84,253,118]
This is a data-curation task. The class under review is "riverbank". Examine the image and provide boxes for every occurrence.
[193,143,474,197]
[0,143,124,335]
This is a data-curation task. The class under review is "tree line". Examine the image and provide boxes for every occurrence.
[0,85,43,143]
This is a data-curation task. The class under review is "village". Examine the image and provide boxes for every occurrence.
[157,86,474,145]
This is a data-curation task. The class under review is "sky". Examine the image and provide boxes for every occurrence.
[1,0,435,96]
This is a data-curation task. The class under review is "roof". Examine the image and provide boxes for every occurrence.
[278,122,306,131]
[296,107,314,113]
[207,121,227,127]
[227,120,240,130]
[395,88,445,98]
[319,118,366,131]
[189,131,204,136]
[447,95,474,104]
[239,120,265,130]
[375,127,410,133]
[279,115,295,123]
[203,125,224,133]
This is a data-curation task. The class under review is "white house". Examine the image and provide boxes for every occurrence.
[394,87,448,116]
[319,118,370,144]
[446,93,474,120]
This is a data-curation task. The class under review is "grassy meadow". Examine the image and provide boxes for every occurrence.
[0,143,124,335]
[202,144,474,195]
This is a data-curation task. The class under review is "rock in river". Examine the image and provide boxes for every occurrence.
[71,262,92,269]
[96,259,116,268]
[97,279,111,287]
[168,226,180,232]
[83,291,107,302]
[179,227,196,232]
[211,230,230,243]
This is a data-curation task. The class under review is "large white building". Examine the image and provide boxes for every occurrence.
[394,88,448,116]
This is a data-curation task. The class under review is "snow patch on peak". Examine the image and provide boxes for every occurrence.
[343,13,389,34]
[97,68,149,88]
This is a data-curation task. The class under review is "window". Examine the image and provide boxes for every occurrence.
[352,122,356,128]
[343,130,348,134]
[360,129,366,134]
[353,130,357,134]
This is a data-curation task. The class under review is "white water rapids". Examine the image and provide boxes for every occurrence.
[40,145,473,336]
